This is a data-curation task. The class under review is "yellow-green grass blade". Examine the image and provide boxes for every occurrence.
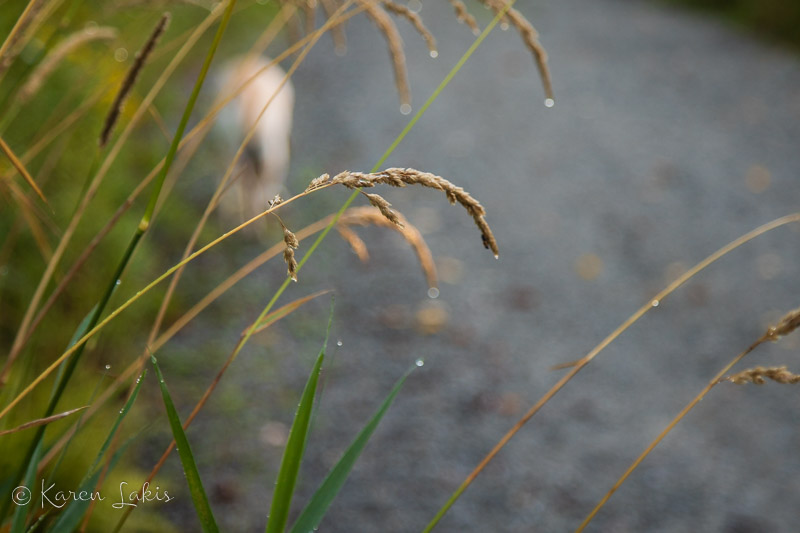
[151,356,218,533]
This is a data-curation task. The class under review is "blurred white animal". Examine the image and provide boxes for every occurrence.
[216,55,294,223]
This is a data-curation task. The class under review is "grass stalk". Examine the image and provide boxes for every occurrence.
[422,212,800,532]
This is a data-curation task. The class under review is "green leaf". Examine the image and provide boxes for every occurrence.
[266,352,325,533]
[289,363,419,533]
[151,355,218,533]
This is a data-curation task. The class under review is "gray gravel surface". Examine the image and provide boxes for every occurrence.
[169,1,800,531]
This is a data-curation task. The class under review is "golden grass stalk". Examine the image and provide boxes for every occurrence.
[576,306,800,531]
[480,0,553,101]
[302,0,318,35]
[99,13,170,147]
[18,26,118,102]
[426,213,800,532]
[319,0,348,53]
[448,0,481,36]
[356,0,411,109]
[0,406,87,437]
[337,224,370,261]
[0,135,49,207]
[382,0,438,56]
[0,0,44,77]
[338,205,438,290]
[330,167,499,256]
[723,366,800,385]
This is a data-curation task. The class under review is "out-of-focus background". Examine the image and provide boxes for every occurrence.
[2,0,800,531]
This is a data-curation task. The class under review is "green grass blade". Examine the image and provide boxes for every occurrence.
[47,368,146,531]
[9,441,40,533]
[289,362,420,533]
[151,355,218,533]
[265,352,325,533]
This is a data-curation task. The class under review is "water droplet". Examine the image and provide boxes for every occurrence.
[105,364,111,370]
[500,22,510,31]
[336,340,343,347]
[429,50,438,58]
[651,299,660,307]
[544,98,555,108]
[407,0,422,13]
[399,103,412,115]
[115,279,121,286]
[119,409,123,414]
[415,358,425,367]
[427,287,440,299]
[114,48,128,62]
[494,254,500,260]
[472,28,481,36]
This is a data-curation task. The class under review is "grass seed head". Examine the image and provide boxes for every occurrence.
[723,366,800,385]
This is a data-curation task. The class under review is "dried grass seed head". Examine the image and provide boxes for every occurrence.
[479,0,553,102]
[331,167,498,257]
[382,0,438,56]
[363,192,403,227]
[448,0,481,35]
[766,307,800,341]
[100,12,171,147]
[724,366,800,385]
[357,0,411,108]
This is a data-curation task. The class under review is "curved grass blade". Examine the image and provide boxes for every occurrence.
[289,362,419,533]
[151,356,218,533]
[265,351,324,533]
[0,406,86,437]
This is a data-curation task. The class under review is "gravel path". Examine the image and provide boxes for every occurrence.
[174,1,800,531]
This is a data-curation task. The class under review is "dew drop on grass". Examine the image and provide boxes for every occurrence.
[415,358,425,367]
[651,299,660,307]
[400,103,412,115]
[336,340,343,347]
[429,50,438,58]
[500,22,510,31]
[427,287,440,299]
[407,0,422,13]
[115,279,121,286]
[105,364,111,370]
[544,98,555,108]
[114,48,128,62]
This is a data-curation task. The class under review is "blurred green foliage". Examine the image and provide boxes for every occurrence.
[667,0,800,49]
